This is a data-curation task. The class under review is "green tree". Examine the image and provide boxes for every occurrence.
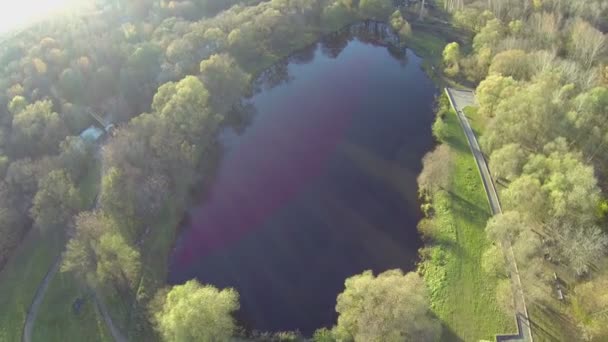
[473,19,505,52]
[30,169,80,231]
[99,167,138,237]
[523,149,600,226]
[199,53,250,114]
[152,75,220,145]
[322,1,356,31]
[488,49,532,80]
[485,211,526,243]
[567,87,608,163]
[154,280,239,342]
[502,175,547,223]
[313,328,336,342]
[11,100,68,157]
[574,273,608,338]
[62,211,112,280]
[389,10,411,40]
[58,136,95,182]
[333,270,441,342]
[476,74,518,117]
[482,244,507,278]
[96,232,141,289]
[8,95,27,116]
[62,211,140,291]
[358,0,393,20]
[58,68,85,103]
[442,42,461,77]
[489,143,526,181]
[480,74,563,153]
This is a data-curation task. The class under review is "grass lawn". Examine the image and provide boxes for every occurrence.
[32,271,111,342]
[0,156,105,342]
[420,105,514,340]
[0,229,62,342]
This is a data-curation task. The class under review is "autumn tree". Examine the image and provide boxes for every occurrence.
[333,270,441,342]
[417,144,452,195]
[154,280,240,342]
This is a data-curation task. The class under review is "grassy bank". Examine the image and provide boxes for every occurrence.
[419,97,513,340]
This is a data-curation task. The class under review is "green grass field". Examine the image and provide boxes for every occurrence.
[420,105,513,340]
[32,271,111,342]
[0,229,62,341]
[0,157,105,342]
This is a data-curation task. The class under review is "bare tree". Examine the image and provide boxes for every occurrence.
[417,145,452,195]
[569,18,607,70]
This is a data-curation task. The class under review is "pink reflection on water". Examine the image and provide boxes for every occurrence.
[173,56,371,269]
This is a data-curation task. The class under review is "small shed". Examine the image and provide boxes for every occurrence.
[79,125,104,143]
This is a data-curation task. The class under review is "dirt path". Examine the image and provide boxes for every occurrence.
[446,88,534,342]
[93,292,128,342]
[22,256,61,342]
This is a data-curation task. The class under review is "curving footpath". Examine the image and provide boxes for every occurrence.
[22,149,126,342]
[22,256,61,342]
[445,88,534,342]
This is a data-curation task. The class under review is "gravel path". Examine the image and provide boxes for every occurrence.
[22,256,61,342]
[445,88,534,342]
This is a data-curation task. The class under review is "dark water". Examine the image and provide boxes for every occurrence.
[168,23,437,335]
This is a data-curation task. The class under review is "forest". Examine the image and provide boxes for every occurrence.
[0,0,606,341]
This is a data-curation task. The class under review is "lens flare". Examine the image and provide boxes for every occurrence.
[0,0,82,33]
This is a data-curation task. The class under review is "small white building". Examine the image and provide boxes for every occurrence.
[79,125,105,143]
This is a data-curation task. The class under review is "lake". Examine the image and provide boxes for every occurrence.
[168,22,437,335]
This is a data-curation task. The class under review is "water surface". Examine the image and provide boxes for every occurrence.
[169,23,437,335]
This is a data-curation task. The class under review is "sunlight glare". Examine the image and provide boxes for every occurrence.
[0,0,80,33]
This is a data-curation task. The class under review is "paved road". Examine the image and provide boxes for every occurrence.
[22,256,61,342]
[445,88,533,342]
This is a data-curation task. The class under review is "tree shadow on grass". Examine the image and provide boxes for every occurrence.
[447,190,489,224]
[439,321,465,342]
[445,134,470,155]
[529,302,577,342]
